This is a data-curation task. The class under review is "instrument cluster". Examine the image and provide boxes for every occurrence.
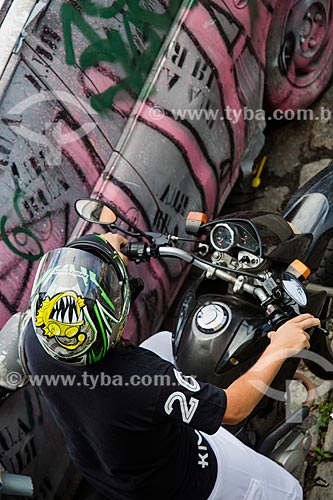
[210,222,260,255]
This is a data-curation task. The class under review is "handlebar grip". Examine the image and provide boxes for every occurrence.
[122,242,149,262]
[265,304,294,330]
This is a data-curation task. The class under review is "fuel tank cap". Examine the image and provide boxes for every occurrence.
[195,303,229,334]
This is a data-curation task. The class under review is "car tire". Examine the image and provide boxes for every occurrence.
[264,0,333,112]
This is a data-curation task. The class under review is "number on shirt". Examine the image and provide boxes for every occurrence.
[173,369,200,392]
[164,392,199,423]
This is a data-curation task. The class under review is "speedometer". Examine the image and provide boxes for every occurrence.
[211,223,235,252]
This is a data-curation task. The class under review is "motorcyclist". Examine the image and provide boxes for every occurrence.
[23,232,319,500]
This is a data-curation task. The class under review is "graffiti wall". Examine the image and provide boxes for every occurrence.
[0,0,185,332]
[1,0,273,340]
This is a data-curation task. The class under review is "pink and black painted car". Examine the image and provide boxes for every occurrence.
[0,0,332,497]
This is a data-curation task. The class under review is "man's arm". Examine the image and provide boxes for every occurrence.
[99,233,319,427]
[223,314,320,424]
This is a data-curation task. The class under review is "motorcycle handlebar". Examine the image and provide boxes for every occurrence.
[124,242,325,334]
[123,243,328,337]
[156,247,265,298]
[126,244,267,300]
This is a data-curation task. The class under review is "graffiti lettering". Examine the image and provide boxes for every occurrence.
[61,0,197,111]
[154,185,189,234]
[0,418,36,473]
[0,188,52,261]
[165,67,180,91]
[165,41,215,129]
[0,427,15,451]
[0,217,44,261]
[153,208,171,234]
[191,58,213,87]
[7,436,36,473]
[202,97,215,129]
[40,25,61,53]
[170,41,188,68]
[163,41,189,91]
[160,185,189,215]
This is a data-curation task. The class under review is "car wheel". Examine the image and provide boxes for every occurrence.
[264,0,333,111]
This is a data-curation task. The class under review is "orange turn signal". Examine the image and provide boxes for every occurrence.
[286,260,311,280]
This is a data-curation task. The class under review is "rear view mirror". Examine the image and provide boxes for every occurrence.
[75,199,117,225]
[75,198,149,239]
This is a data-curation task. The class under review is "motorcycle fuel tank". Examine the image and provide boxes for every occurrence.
[175,293,271,388]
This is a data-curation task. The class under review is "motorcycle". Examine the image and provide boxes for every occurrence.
[75,162,333,480]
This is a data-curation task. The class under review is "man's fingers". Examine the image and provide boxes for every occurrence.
[298,318,321,330]
[302,331,310,341]
[118,235,129,246]
[290,313,315,323]
[111,234,128,246]
[102,233,128,248]
[99,233,129,265]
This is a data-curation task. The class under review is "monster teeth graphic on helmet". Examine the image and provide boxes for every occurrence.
[50,295,80,323]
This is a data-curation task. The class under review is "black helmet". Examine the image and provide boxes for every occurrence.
[30,235,131,365]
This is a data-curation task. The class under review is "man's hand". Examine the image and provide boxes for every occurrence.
[267,313,320,357]
[223,313,320,425]
[100,233,129,265]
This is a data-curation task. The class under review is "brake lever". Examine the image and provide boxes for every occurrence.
[309,326,329,337]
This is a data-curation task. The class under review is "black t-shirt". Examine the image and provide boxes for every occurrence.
[24,321,227,500]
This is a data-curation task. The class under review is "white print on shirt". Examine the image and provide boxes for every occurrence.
[164,369,201,423]
[194,430,209,469]
[164,392,199,423]
[173,369,200,392]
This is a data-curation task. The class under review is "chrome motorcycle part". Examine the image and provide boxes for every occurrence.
[210,223,235,252]
[238,251,263,269]
[195,304,229,334]
[194,303,231,339]
[75,198,117,225]
[211,251,237,270]
[233,276,246,294]
[270,427,312,479]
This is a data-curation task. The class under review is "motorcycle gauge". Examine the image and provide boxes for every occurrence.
[211,223,235,252]
[281,272,308,307]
